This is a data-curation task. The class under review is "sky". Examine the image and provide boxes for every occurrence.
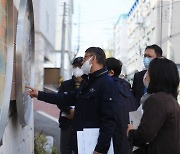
[72,0,135,56]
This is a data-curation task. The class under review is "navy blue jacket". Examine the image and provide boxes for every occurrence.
[112,77,136,154]
[38,67,117,153]
[58,77,82,129]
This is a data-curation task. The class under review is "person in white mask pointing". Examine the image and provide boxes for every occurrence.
[26,47,117,154]
[58,56,83,154]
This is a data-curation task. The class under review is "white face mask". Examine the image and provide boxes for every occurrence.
[143,72,150,88]
[72,67,83,77]
[81,57,92,75]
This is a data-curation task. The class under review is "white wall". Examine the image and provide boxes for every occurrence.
[55,0,74,80]
[0,0,34,153]
[33,0,58,89]
[114,14,129,75]
[33,0,57,47]
[0,103,34,154]
[114,0,180,80]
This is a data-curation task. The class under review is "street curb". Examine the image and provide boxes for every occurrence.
[36,110,59,123]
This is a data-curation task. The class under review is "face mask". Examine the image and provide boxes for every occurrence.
[81,57,92,75]
[143,57,153,69]
[72,67,83,77]
[143,72,150,88]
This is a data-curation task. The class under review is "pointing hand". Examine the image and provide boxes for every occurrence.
[26,86,38,98]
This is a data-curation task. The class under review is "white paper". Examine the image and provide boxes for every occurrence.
[61,112,68,117]
[77,128,114,154]
[129,109,143,151]
[61,106,75,117]
[77,131,85,154]
[129,110,143,129]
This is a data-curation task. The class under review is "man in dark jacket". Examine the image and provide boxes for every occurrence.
[132,44,163,109]
[27,47,117,154]
[58,57,83,154]
[105,57,136,154]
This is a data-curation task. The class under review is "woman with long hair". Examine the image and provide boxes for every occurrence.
[127,57,180,154]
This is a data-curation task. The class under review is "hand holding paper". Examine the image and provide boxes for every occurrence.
[129,106,143,129]
[77,128,114,154]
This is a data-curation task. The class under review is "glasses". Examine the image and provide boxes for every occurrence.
[143,54,153,58]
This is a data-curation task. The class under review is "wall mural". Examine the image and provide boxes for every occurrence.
[0,0,7,109]
[16,0,34,126]
[0,0,14,140]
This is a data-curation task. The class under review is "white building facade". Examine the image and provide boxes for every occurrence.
[56,0,74,80]
[114,0,180,80]
[33,0,57,90]
[114,14,129,75]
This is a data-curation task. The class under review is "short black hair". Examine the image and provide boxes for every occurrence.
[105,57,122,77]
[145,44,163,57]
[85,47,106,65]
[72,57,83,66]
[147,57,179,99]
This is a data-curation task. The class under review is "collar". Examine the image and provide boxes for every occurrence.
[82,67,108,83]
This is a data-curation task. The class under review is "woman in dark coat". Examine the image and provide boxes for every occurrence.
[127,57,180,154]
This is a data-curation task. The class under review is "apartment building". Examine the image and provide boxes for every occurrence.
[114,0,180,80]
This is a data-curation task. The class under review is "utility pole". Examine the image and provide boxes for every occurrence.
[60,2,66,79]
[68,1,72,58]
[157,0,163,47]
[167,0,173,60]
[77,5,80,54]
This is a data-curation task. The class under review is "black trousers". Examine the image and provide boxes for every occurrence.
[60,124,72,154]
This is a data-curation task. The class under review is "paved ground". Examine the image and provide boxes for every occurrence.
[33,99,60,119]
[33,98,61,154]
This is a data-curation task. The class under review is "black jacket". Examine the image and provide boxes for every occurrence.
[38,67,117,153]
[58,77,82,129]
[132,70,146,108]
[72,68,117,153]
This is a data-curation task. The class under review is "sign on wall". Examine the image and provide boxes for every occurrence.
[0,0,14,141]
[16,0,34,126]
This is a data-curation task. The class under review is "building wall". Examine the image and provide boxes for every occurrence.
[114,14,129,75]
[33,0,56,47]
[33,0,57,90]
[114,0,180,80]
[0,103,34,154]
[56,0,74,80]
[0,0,34,153]
[160,0,180,63]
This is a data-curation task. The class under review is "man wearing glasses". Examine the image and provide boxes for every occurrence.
[27,47,117,154]
[132,44,163,109]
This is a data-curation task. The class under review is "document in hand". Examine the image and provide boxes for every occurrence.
[77,128,114,154]
[61,106,75,117]
[129,106,143,129]
[129,108,143,151]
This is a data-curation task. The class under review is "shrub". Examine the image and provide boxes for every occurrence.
[34,131,57,154]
